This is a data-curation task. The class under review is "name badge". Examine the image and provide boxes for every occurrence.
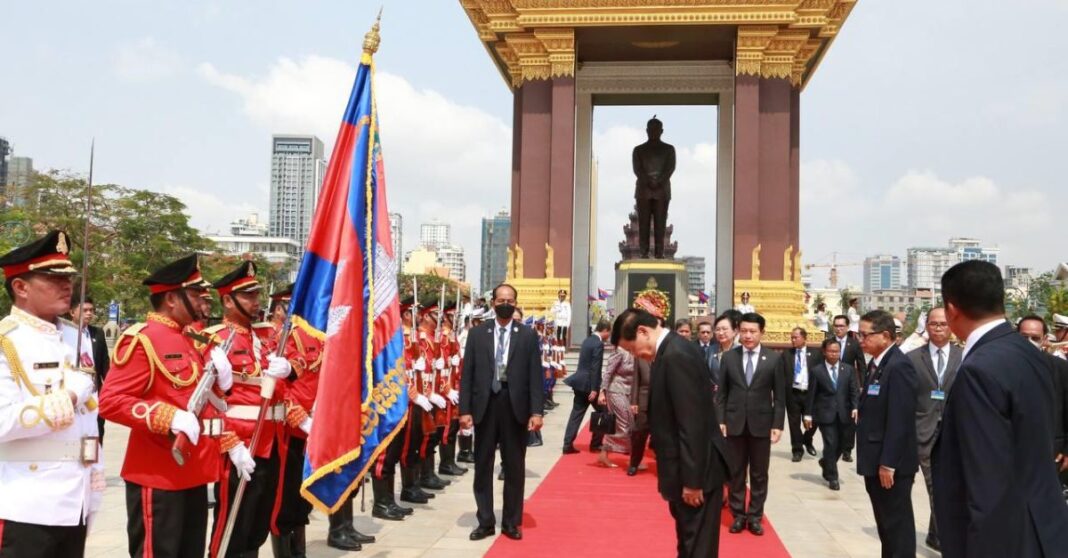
[33,362,60,370]
[930,390,945,401]
[867,384,881,396]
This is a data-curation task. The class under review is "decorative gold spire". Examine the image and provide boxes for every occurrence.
[362,8,382,56]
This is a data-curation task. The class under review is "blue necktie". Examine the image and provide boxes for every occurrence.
[745,351,755,386]
[831,364,838,389]
[493,326,507,393]
[794,352,802,383]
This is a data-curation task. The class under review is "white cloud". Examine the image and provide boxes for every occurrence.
[198,55,512,286]
[114,37,183,82]
[163,185,264,235]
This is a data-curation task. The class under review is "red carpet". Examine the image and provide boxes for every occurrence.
[486,425,792,557]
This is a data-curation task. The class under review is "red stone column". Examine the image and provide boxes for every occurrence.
[548,77,576,278]
[757,77,792,282]
[733,74,761,280]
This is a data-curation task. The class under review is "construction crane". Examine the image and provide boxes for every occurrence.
[803,252,863,289]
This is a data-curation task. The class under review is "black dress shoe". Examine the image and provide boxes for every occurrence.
[345,527,376,545]
[925,534,941,552]
[829,479,840,491]
[791,452,802,462]
[805,443,818,456]
[747,518,764,536]
[562,445,580,455]
[420,476,449,490]
[469,526,495,541]
[390,502,414,516]
[439,463,468,476]
[372,503,405,521]
[327,530,362,551]
[729,516,746,534]
[501,525,522,540]
[399,488,429,504]
[457,450,475,463]
[626,466,638,476]
[842,451,853,462]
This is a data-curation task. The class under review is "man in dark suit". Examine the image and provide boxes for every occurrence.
[715,312,785,536]
[628,358,652,476]
[694,321,717,377]
[934,262,1068,557]
[612,308,729,558]
[829,314,866,463]
[782,327,821,461]
[1017,315,1068,471]
[804,338,858,490]
[70,293,111,443]
[459,284,545,541]
[561,322,610,454]
[906,306,961,552]
[856,310,918,557]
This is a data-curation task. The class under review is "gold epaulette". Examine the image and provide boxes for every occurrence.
[251,322,273,330]
[203,324,227,335]
[57,317,77,329]
[121,323,147,337]
[0,319,17,337]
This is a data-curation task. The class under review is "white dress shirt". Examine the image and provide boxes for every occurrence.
[653,328,671,360]
[960,318,1007,363]
[492,319,514,362]
[928,342,951,387]
[791,347,810,390]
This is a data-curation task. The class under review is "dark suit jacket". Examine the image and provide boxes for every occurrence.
[827,334,867,382]
[693,340,716,376]
[459,320,545,425]
[806,362,858,425]
[856,344,918,478]
[907,342,961,457]
[563,334,604,393]
[630,358,651,430]
[87,324,110,391]
[933,323,1068,557]
[781,346,823,394]
[647,332,729,501]
[715,346,786,437]
[1043,354,1068,455]
[704,341,738,389]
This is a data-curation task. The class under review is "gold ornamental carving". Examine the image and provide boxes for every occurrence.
[734,278,808,345]
[460,0,857,89]
[783,245,793,282]
[751,244,762,281]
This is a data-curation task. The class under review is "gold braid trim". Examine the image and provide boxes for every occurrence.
[0,334,38,396]
[285,403,310,429]
[151,403,178,434]
[219,431,240,453]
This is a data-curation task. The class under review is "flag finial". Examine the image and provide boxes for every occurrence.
[363,8,383,55]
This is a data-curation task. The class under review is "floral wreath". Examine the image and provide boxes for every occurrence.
[633,289,671,320]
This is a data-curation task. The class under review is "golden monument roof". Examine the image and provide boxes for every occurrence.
[459,0,858,89]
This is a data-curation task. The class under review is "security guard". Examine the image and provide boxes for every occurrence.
[99,254,240,557]
[0,230,103,557]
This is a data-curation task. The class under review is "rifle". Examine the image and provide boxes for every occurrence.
[73,140,94,378]
[411,275,419,346]
[216,319,293,558]
[171,325,234,466]
[434,284,445,343]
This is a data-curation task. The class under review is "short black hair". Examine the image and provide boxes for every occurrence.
[610,308,659,345]
[821,338,841,352]
[492,283,517,302]
[70,292,94,308]
[713,314,735,330]
[149,292,167,311]
[3,278,12,299]
[594,321,610,333]
[861,310,896,337]
[697,321,713,332]
[720,309,742,329]
[740,312,765,332]
[832,314,849,326]
[269,299,286,314]
[792,327,807,339]
[674,318,692,331]
[1018,314,1049,336]
[941,260,1005,320]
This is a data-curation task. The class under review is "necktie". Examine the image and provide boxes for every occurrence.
[936,348,945,388]
[703,344,711,362]
[794,351,802,383]
[831,364,838,389]
[745,351,755,386]
[493,326,507,393]
[866,359,878,384]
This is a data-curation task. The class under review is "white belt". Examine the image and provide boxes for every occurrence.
[225,404,285,422]
[0,437,99,464]
[202,418,225,436]
[233,376,263,387]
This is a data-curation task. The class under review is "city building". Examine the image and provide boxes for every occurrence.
[0,137,10,200]
[907,247,958,291]
[389,212,403,259]
[5,156,32,206]
[681,256,706,295]
[437,244,467,283]
[480,209,511,293]
[207,234,302,280]
[950,237,999,266]
[402,247,450,278]
[268,135,326,248]
[862,287,937,315]
[420,220,450,251]
[1005,265,1033,292]
[229,212,269,236]
[862,254,902,293]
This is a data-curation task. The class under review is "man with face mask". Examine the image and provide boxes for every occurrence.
[1017,315,1068,476]
[458,283,544,542]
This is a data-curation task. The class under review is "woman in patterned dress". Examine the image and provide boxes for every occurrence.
[596,347,635,466]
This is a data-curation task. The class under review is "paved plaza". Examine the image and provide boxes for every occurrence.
[87,385,938,557]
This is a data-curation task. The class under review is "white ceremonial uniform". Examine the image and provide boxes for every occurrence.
[0,307,102,528]
[551,300,571,328]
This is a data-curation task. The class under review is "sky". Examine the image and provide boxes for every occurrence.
[2,0,1066,292]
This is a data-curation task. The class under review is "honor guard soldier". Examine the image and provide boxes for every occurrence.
[437,304,467,477]
[417,304,451,491]
[99,254,237,557]
[205,261,298,558]
[0,230,104,557]
[399,299,436,504]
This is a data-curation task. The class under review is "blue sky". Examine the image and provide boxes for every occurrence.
[2,1,1066,292]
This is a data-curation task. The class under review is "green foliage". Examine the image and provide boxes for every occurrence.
[811,292,826,313]
[397,273,467,307]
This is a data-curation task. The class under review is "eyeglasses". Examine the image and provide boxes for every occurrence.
[927,321,948,329]
[1022,334,1044,344]
[856,330,888,340]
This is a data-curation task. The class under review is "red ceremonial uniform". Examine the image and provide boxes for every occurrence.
[276,323,321,439]
[100,313,224,489]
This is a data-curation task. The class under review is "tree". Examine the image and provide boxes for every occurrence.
[397,273,466,308]
[811,292,826,314]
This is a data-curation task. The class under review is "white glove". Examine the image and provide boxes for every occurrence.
[91,468,106,492]
[541,360,550,368]
[551,361,562,370]
[433,358,445,371]
[449,355,460,367]
[460,427,474,436]
[413,357,426,372]
[170,409,201,446]
[35,392,75,431]
[228,443,256,482]
[414,394,433,412]
[447,389,460,405]
[264,355,292,379]
[211,347,234,391]
[64,370,95,408]
[299,417,313,435]
[429,393,447,409]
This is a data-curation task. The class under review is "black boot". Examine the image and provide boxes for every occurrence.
[420,451,450,489]
[372,476,405,521]
[438,440,468,476]
[341,494,376,545]
[399,465,430,503]
[271,533,292,558]
[327,506,362,551]
[457,435,475,463]
[383,473,413,515]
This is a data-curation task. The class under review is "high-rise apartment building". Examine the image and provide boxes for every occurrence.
[480,210,511,293]
[906,247,958,291]
[268,135,326,249]
[438,245,466,283]
[420,220,450,251]
[681,256,706,294]
[0,137,10,200]
[5,156,32,206]
[950,237,999,266]
[389,212,403,259]
[863,255,902,293]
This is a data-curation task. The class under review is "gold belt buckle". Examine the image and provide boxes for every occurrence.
[80,437,100,465]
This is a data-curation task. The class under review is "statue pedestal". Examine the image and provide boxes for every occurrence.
[614,259,690,326]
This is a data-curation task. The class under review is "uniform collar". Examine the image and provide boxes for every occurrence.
[10,306,58,335]
[148,312,181,331]
[223,318,251,335]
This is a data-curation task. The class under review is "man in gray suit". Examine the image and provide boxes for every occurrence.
[562,322,611,453]
[906,307,961,552]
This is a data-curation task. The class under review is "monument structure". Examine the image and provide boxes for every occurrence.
[460,0,858,344]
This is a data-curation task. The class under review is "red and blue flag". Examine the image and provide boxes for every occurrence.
[290,39,408,512]
[598,288,610,301]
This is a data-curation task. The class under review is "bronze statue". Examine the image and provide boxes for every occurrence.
[631,117,676,259]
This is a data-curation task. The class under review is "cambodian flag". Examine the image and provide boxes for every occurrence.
[289,42,408,513]
[697,291,710,304]
[598,288,610,301]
